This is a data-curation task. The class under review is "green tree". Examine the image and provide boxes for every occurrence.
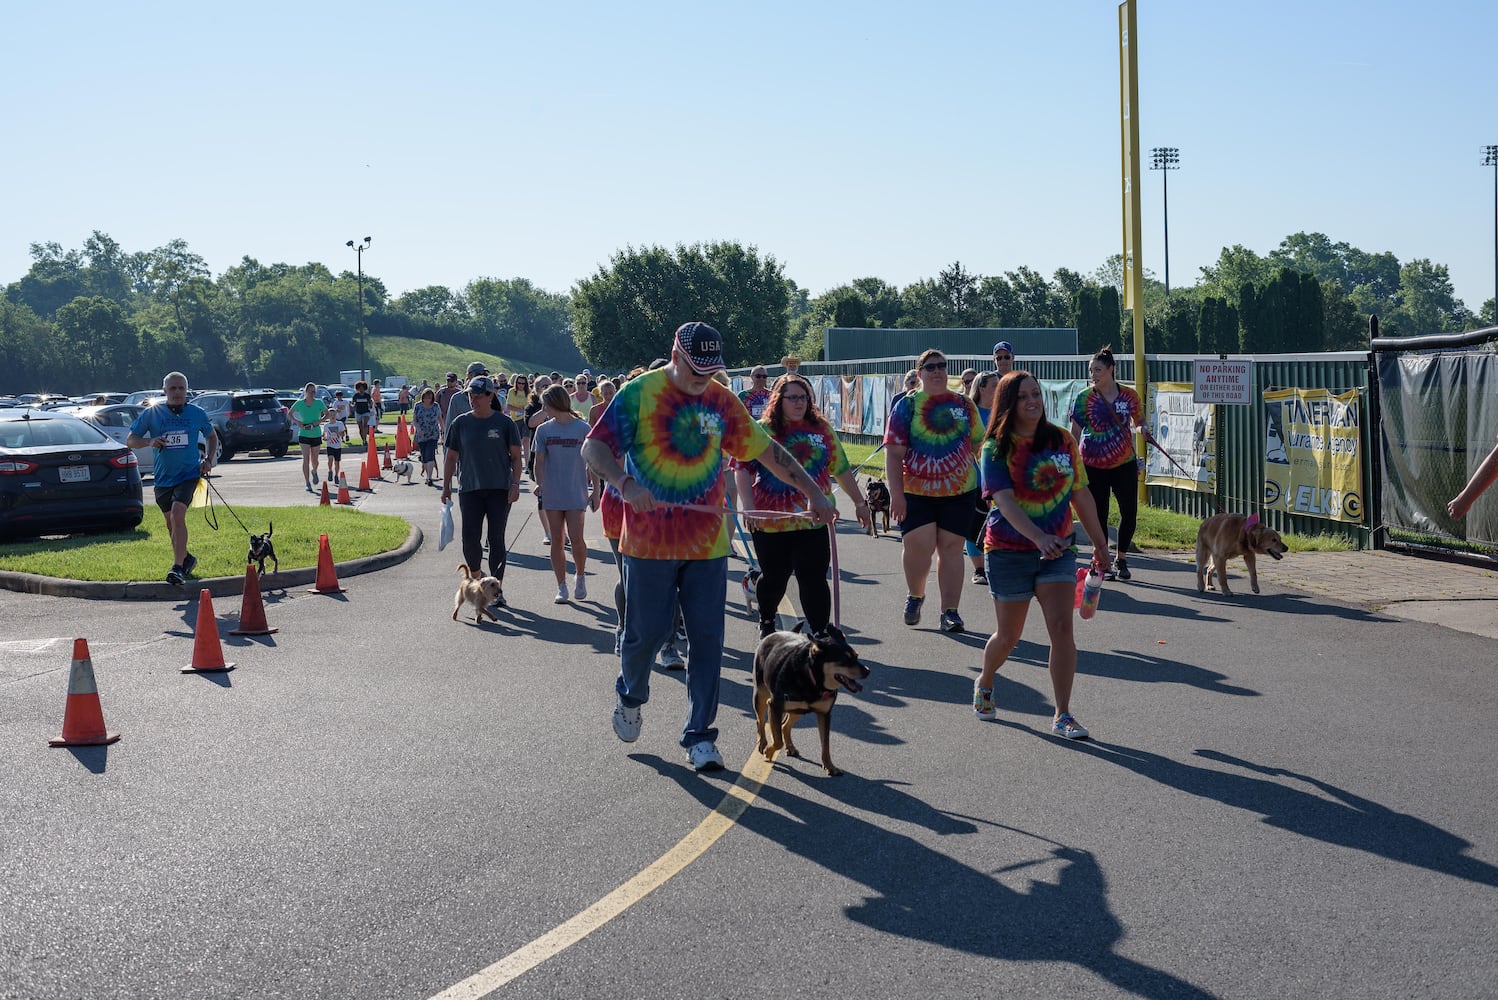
[1390,258,1464,335]
[0,299,61,392]
[55,295,135,388]
[832,293,868,328]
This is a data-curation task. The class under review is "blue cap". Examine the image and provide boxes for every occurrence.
[993,341,1014,355]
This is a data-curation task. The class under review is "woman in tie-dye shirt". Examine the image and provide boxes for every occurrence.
[734,374,871,639]
[883,348,986,635]
[974,371,1112,740]
[1069,345,1143,582]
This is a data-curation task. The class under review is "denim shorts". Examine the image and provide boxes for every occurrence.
[985,547,1077,602]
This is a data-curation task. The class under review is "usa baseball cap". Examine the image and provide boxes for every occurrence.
[674,321,725,374]
[992,341,1014,356]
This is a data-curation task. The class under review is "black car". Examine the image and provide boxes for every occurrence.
[191,391,292,462]
[0,410,144,540]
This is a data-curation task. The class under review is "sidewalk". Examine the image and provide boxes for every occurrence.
[1158,546,1498,640]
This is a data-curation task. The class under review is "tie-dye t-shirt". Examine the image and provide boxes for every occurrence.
[735,417,849,533]
[883,391,985,497]
[586,369,771,560]
[979,431,1088,552]
[1069,384,1142,469]
[738,387,771,420]
[599,480,623,541]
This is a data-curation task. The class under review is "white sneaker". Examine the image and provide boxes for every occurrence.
[658,646,685,671]
[574,575,587,600]
[612,695,641,742]
[687,741,724,771]
[554,584,569,604]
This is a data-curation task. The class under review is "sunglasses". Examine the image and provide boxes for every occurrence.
[994,354,1012,361]
[781,393,809,403]
[922,361,948,372]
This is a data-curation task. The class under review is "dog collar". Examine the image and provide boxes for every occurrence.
[1244,513,1259,541]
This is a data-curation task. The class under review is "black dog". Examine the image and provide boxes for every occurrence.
[864,478,891,535]
[247,521,278,576]
[753,623,869,776]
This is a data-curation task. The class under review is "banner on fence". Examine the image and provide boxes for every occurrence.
[1262,387,1364,523]
[1145,382,1215,492]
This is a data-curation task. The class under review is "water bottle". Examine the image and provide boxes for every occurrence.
[1074,566,1103,620]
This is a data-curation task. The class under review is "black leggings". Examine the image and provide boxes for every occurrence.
[1086,461,1138,555]
[750,526,832,631]
[458,489,513,580]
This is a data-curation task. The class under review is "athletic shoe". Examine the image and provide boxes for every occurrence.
[1103,568,1118,582]
[974,683,996,721]
[574,575,587,600]
[306,484,314,493]
[490,589,508,609]
[971,569,987,585]
[1051,713,1089,740]
[554,584,569,604]
[182,553,198,576]
[758,619,777,640]
[903,595,925,627]
[543,535,551,545]
[940,609,965,633]
[659,646,686,671]
[311,470,318,485]
[687,741,724,772]
[1115,558,1131,581]
[612,695,642,742]
[166,565,185,587]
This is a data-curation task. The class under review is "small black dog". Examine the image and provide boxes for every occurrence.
[753,622,869,776]
[247,521,278,576]
[864,478,891,536]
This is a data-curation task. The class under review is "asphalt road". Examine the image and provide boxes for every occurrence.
[2,452,1495,999]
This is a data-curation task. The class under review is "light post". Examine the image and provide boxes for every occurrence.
[346,236,371,381]
[1485,146,1497,318]
[1150,147,1179,297]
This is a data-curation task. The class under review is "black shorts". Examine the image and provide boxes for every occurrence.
[154,479,199,513]
[325,447,342,459]
[900,489,978,537]
[300,436,322,449]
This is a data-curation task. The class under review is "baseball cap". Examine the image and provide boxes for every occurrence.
[466,375,495,394]
[465,361,488,377]
[445,372,458,381]
[674,321,725,374]
[992,341,1014,356]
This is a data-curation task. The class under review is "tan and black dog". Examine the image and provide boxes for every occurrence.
[864,477,891,536]
[753,624,869,776]
[1195,512,1288,596]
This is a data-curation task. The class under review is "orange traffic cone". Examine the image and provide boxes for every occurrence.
[319,481,331,505]
[396,416,411,458]
[182,589,236,673]
[358,460,373,492]
[49,638,121,747]
[365,435,381,479]
[308,533,346,594]
[230,564,278,636]
[335,477,355,505]
[382,444,393,470]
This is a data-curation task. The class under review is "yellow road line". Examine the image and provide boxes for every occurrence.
[428,751,772,1000]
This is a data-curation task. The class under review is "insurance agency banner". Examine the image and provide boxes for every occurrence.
[1144,382,1214,492]
[1262,387,1364,523]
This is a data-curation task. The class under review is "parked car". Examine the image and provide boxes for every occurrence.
[190,390,292,461]
[125,390,166,406]
[61,404,158,478]
[0,409,144,540]
[76,392,129,406]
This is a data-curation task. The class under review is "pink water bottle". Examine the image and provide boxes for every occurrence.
[1074,566,1102,619]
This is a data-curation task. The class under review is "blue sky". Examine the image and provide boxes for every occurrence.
[4,1,1495,312]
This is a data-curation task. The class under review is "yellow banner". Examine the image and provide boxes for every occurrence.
[1262,387,1364,523]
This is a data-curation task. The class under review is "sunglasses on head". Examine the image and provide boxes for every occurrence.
[922,361,948,372]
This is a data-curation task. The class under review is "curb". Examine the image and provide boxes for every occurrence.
[0,524,423,601]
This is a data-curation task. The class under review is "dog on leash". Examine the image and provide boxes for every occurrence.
[740,568,763,615]
[453,563,504,623]
[1195,512,1288,596]
[391,458,415,484]
[753,623,869,776]
[864,478,891,535]
[247,522,278,576]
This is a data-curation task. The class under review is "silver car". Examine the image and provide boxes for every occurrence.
[59,404,156,478]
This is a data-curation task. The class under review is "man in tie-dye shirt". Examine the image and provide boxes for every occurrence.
[883,348,986,635]
[583,322,837,773]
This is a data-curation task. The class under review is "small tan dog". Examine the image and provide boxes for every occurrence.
[1195,513,1288,595]
[452,563,503,622]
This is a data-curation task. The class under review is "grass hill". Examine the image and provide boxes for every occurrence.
[366,335,583,385]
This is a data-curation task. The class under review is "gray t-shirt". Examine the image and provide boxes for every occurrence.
[533,416,591,511]
[444,411,520,492]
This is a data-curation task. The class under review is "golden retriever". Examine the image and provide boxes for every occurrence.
[1195,513,1288,596]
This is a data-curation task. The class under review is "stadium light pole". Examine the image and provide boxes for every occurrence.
[1485,145,1498,318]
[1150,147,1180,297]
[346,237,372,381]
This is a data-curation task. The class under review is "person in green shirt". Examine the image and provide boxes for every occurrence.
[290,382,329,493]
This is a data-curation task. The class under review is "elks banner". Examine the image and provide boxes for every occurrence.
[1145,382,1214,492]
[1262,387,1364,523]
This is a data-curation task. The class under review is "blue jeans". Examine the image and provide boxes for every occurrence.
[617,555,727,748]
